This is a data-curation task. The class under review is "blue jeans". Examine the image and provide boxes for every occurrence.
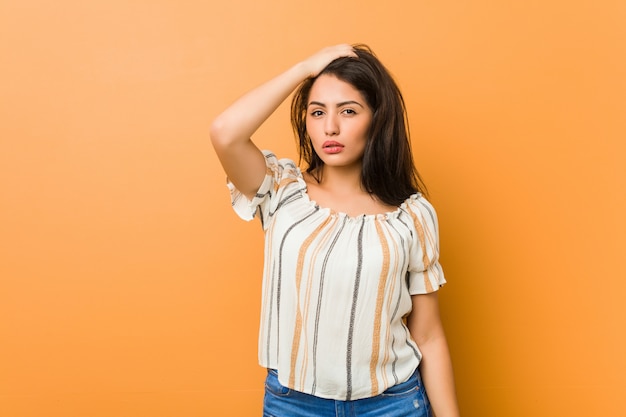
[263,368,432,417]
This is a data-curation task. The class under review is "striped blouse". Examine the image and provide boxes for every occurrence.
[228,151,446,401]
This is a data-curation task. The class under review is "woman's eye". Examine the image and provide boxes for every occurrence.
[342,109,356,115]
[311,110,324,117]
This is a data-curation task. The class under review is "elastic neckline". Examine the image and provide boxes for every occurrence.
[296,171,421,221]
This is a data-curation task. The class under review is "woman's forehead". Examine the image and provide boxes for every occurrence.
[308,75,366,104]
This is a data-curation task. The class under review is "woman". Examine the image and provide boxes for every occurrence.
[211,44,460,417]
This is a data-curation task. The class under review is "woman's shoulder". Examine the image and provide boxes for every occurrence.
[400,193,440,230]
[403,192,432,208]
[402,193,437,213]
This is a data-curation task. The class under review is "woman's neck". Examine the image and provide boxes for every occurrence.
[315,164,364,195]
[305,165,398,216]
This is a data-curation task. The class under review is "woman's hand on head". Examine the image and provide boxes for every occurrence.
[210,43,356,200]
[301,44,357,78]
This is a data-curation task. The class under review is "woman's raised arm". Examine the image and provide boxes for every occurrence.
[209,44,356,199]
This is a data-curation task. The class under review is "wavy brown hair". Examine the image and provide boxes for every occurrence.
[291,44,428,206]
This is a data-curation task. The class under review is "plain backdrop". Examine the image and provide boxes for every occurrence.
[1,0,625,416]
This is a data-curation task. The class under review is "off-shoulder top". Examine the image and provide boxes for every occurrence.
[228,151,446,401]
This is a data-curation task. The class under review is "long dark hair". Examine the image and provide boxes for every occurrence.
[291,44,428,206]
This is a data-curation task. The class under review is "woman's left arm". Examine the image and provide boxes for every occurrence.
[406,291,460,417]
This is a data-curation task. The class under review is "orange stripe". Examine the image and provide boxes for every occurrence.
[289,215,332,388]
[420,211,437,292]
[277,176,298,191]
[380,222,400,387]
[370,220,390,395]
[299,216,337,389]
[409,207,434,293]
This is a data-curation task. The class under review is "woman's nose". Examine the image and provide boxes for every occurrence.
[324,114,339,136]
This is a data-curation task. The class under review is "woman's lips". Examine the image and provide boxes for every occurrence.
[322,141,344,154]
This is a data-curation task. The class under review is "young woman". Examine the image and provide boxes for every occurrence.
[211,44,460,417]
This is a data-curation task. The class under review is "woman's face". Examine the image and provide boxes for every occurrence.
[306,74,373,171]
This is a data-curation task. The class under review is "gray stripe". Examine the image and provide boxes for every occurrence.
[406,338,422,361]
[397,209,424,361]
[346,217,365,401]
[386,219,407,381]
[264,262,276,365]
[397,209,412,239]
[386,219,408,322]
[397,209,417,290]
[269,206,319,363]
[254,189,271,200]
[269,188,305,217]
[258,205,265,229]
[391,335,399,385]
[416,198,438,239]
[311,216,348,395]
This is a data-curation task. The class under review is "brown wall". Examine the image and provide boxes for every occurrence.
[1,0,625,415]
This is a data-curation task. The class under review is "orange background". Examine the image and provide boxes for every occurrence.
[1,1,625,416]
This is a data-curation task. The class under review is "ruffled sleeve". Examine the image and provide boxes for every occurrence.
[227,150,303,230]
[405,194,447,294]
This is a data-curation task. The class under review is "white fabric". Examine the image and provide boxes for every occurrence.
[228,151,446,400]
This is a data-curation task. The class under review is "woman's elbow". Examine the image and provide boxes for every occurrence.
[209,117,229,148]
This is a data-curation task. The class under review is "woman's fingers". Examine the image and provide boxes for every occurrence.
[302,44,357,77]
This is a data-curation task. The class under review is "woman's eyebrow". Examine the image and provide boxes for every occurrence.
[307,100,365,108]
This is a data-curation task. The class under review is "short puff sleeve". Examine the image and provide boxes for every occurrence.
[227,150,302,230]
[405,195,447,294]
